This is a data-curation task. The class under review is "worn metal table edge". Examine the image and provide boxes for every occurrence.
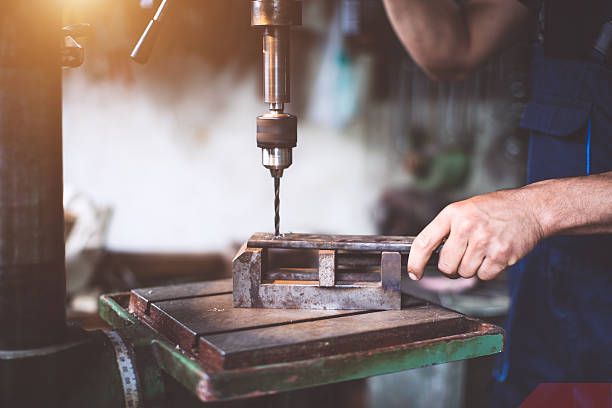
[99,292,138,329]
[153,327,504,402]
[99,292,505,403]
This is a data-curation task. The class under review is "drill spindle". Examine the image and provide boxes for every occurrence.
[252,0,301,237]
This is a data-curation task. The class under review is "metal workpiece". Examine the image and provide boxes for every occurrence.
[233,233,444,310]
[233,247,402,310]
[232,233,443,310]
[0,0,66,349]
[248,232,444,254]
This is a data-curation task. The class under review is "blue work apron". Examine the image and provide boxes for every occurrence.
[490,46,612,407]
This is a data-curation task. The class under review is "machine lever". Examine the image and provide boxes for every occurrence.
[131,0,168,64]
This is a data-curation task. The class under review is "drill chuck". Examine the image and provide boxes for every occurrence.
[262,147,292,178]
[256,112,297,149]
[257,112,296,177]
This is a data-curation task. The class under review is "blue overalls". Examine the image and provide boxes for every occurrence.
[490,45,612,407]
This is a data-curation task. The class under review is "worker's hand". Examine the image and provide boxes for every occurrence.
[408,188,546,281]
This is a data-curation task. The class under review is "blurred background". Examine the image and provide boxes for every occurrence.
[60,0,533,407]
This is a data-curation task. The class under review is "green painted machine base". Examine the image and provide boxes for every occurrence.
[99,291,504,403]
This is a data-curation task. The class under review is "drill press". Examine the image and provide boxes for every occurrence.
[252,0,301,236]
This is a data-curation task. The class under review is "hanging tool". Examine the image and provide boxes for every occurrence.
[130,0,168,64]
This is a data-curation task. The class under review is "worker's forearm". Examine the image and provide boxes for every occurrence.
[407,171,612,281]
[524,172,612,237]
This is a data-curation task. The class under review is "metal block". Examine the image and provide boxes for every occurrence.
[232,233,441,310]
[232,244,262,308]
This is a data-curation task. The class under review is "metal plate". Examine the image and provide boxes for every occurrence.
[129,278,232,315]
[129,280,493,371]
[198,305,466,371]
[248,233,418,252]
[142,292,366,353]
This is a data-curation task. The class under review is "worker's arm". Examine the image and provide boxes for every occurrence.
[382,0,533,80]
[407,172,612,280]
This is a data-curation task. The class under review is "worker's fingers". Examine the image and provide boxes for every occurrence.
[475,257,505,281]
[437,228,468,278]
[408,210,451,280]
[457,242,485,278]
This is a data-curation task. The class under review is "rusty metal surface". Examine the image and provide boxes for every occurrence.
[198,305,466,371]
[256,283,402,310]
[233,248,401,310]
[318,250,335,287]
[249,233,420,252]
[234,234,448,310]
[264,248,405,269]
[136,291,364,356]
[130,278,232,315]
[235,233,421,310]
[153,324,504,402]
[116,280,505,402]
[129,280,359,356]
[264,269,381,283]
[381,251,401,292]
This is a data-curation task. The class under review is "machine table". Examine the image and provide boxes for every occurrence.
[100,278,504,403]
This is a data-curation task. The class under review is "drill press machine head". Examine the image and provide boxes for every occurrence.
[252,0,301,235]
[253,0,301,178]
[130,0,302,236]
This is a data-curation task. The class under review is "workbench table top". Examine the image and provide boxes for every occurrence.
[100,278,504,402]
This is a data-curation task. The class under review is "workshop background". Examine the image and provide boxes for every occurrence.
[61,0,531,407]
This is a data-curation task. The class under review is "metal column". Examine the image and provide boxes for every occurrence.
[0,1,66,349]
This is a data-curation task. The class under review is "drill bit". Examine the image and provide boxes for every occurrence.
[274,176,280,237]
